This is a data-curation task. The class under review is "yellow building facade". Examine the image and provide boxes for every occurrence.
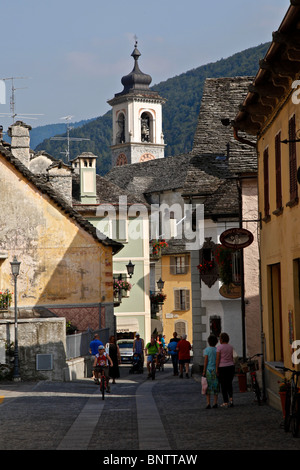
[234,2,300,406]
[161,253,192,344]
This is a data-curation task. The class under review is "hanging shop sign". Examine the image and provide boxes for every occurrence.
[220,228,254,250]
[219,283,241,299]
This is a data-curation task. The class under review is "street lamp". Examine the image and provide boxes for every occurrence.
[126,260,135,278]
[10,256,21,381]
[157,277,165,292]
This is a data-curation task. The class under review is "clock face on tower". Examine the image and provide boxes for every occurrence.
[116,153,128,166]
[139,153,155,162]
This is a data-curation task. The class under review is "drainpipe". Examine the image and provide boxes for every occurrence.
[233,127,257,149]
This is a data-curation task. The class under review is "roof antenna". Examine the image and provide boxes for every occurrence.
[50,115,90,162]
[0,77,43,123]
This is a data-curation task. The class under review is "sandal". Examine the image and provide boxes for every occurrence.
[220,403,228,408]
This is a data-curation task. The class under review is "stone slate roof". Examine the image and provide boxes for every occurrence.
[105,153,191,195]
[72,173,148,206]
[191,76,257,174]
[0,143,123,254]
[105,76,257,219]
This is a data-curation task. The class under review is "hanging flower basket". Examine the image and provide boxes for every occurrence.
[151,239,169,257]
[0,290,12,310]
[114,279,132,296]
[150,292,167,305]
[197,259,214,274]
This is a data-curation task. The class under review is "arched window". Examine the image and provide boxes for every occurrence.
[175,321,186,337]
[116,113,125,144]
[141,112,152,142]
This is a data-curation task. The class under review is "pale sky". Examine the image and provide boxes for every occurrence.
[0,0,291,131]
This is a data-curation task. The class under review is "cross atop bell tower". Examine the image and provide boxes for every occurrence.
[108,41,166,166]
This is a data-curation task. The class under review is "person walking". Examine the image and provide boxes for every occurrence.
[216,332,235,408]
[176,334,192,378]
[203,334,219,409]
[168,337,179,376]
[133,333,144,364]
[107,335,121,384]
[169,332,180,344]
[89,334,103,383]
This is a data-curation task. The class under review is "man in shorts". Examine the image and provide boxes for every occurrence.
[145,336,159,378]
[176,334,192,378]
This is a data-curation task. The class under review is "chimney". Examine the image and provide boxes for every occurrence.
[47,161,74,205]
[7,121,32,168]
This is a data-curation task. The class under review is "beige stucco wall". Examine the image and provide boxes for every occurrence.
[257,94,300,368]
[241,177,261,358]
[0,155,113,308]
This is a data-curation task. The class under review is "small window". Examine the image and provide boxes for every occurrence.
[170,255,189,275]
[174,289,190,311]
[210,316,221,338]
[116,113,125,144]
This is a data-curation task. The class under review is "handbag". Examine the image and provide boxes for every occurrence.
[201,376,208,395]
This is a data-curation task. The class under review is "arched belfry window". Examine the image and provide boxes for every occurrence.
[141,112,152,143]
[116,112,125,144]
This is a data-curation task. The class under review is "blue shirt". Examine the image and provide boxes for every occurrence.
[204,346,217,371]
[168,341,178,356]
[90,339,103,355]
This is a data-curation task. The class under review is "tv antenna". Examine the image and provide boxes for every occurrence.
[0,77,43,123]
[50,115,90,161]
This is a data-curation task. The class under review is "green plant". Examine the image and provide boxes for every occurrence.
[113,279,132,295]
[278,378,291,392]
[151,239,169,255]
[197,259,214,274]
[0,289,12,309]
[66,321,77,335]
[150,292,167,304]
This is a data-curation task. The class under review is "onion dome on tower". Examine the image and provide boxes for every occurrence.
[108,40,166,166]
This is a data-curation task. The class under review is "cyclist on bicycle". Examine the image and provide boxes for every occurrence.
[145,336,160,378]
[93,345,114,392]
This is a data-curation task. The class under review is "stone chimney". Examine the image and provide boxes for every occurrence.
[7,121,32,168]
[47,161,74,205]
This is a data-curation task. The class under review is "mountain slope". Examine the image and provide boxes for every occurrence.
[35,42,270,175]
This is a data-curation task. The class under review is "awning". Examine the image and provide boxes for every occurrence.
[116,316,139,333]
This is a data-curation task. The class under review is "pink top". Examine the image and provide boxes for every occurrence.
[217,343,234,367]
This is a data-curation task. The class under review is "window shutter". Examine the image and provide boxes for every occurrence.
[263,148,270,217]
[174,289,180,310]
[184,255,189,274]
[289,115,298,201]
[185,290,190,310]
[275,132,282,210]
[170,256,176,275]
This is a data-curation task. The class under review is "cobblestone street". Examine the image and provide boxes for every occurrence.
[0,363,299,458]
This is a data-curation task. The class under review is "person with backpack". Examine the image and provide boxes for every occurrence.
[145,336,159,378]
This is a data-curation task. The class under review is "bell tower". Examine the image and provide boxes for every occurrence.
[108,41,166,166]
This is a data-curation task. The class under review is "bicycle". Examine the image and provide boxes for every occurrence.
[239,353,263,405]
[148,354,157,380]
[276,366,300,437]
[99,366,109,400]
